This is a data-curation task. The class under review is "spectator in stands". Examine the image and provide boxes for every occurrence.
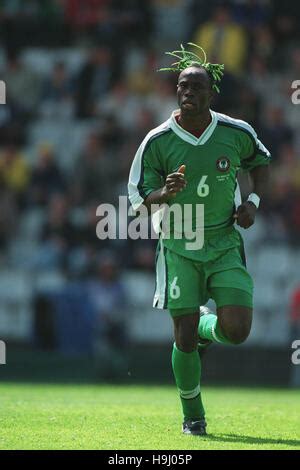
[100,113,125,151]
[259,106,294,163]
[42,193,74,245]
[75,46,114,118]
[34,194,75,271]
[271,0,300,47]
[28,143,66,207]
[189,0,215,35]
[229,83,260,127]
[40,62,74,119]
[0,144,30,208]
[0,94,26,146]
[68,202,113,277]
[71,132,116,205]
[2,50,42,116]
[0,173,17,255]
[126,51,157,97]
[250,25,274,65]
[247,55,273,100]
[193,4,248,75]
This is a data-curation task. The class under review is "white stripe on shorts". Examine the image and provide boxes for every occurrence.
[153,238,166,309]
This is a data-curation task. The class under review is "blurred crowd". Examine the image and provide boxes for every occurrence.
[0,1,299,358]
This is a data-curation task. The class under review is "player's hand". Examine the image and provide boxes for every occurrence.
[163,164,187,198]
[233,201,257,229]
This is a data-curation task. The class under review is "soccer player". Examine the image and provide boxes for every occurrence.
[128,44,271,436]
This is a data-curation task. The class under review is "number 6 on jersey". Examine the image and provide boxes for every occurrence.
[170,276,181,299]
[197,175,209,197]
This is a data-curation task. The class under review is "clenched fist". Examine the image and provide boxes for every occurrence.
[163,164,187,198]
[234,201,257,229]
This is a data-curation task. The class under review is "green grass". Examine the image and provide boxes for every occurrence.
[0,383,299,450]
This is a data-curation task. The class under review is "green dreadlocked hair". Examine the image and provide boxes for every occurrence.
[158,43,224,93]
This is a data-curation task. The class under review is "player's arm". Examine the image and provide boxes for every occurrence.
[235,125,271,229]
[234,165,270,229]
[143,165,186,212]
[248,164,270,199]
[128,132,186,213]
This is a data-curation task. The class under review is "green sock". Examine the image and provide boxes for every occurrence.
[198,313,232,344]
[171,343,205,420]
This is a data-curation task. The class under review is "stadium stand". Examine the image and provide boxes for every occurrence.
[0,0,299,361]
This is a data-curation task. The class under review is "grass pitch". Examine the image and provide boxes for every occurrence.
[0,383,299,450]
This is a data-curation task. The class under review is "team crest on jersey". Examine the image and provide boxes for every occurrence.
[216,157,230,172]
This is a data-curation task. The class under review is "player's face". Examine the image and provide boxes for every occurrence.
[177,68,213,115]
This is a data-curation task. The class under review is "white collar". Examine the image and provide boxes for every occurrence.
[168,109,218,146]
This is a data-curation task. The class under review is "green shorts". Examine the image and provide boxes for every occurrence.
[153,232,253,316]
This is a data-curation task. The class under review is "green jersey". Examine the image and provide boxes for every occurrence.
[128,109,271,260]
